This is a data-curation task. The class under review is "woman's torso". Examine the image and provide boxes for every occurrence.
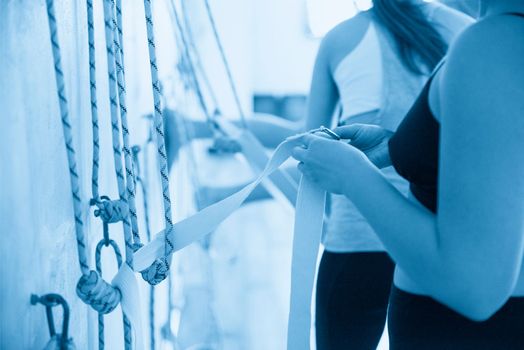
[389,16,524,296]
[323,3,472,253]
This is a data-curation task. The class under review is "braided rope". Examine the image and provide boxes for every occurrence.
[180,0,221,115]
[115,0,124,66]
[101,2,135,347]
[94,226,125,350]
[132,145,156,350]
[47,6,128,347]
[87,0,100,201]
[202,0,247,128]
[168,0,213,126]
[140,0,175,285]
[109,0,142,248]
[45,0,89,276]
[101,0,134,268]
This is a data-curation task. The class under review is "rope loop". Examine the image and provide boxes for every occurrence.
[76,270,121,314]
[92,195,129,224]
[140,257,170,286]
[95,239,123,270]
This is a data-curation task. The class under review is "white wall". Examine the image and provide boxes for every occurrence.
[1,1,96,348]
[0,0,321,349]
[252,0,320,95]
[0,1,169,348]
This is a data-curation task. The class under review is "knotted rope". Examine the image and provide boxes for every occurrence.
[96,0,139,346]
[76,271,121,315]
[93,223,130,350]
[47,1,127,343]
[140,0,175,285]
[92,196,129,223]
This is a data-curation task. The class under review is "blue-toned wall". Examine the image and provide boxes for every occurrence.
[1,1,99,348]
[0,0,319,349]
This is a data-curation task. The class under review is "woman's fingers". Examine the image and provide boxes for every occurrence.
[299,133,321,148]
[291,146,308,162]
[333,124,364,140]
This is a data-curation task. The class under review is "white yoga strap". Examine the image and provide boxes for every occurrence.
[132,132,324,350]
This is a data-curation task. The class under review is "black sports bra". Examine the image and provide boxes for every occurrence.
[388,12,523,213]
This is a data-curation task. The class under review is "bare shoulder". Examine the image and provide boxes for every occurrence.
[440,14,524,126]
[447,14,524,70]
[318,11,372,71]
[443,15,524,101]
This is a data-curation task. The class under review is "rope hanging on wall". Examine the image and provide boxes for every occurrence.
[110,0,143,251]
[132,141,157,350]
[202,0,248,128]
[168,0,215,129]
[45,0,123,321]
[44,2,126,348]
[94,220,126,350]
[84,0,138,347]
[180,0,222,118]
[138,0,176,286]
[46,1,148,349]
[45,0,90,277]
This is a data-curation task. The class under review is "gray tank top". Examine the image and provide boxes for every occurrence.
[323,15,429,252]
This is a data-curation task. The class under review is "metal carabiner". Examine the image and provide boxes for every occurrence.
[310,125,341,140]
[31,293,75,349]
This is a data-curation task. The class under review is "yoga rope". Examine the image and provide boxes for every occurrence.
[180,0,221,117]
[100,0,134,268]
[116,0,124,66]
[94,222,129,350]
[161,271,177,344]
[111,0,143,250]
[132,144,157,350]
[83,1,137,347]
[87,0,100,201]
[45,0,89,277]
[140,0,175,285]
[167,0,216,130]
[202,0,248,128]
[46,0,125,346]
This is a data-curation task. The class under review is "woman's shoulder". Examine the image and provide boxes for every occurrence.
[318,11,374,70]
[447,13,524,67]
[439,14,524,122]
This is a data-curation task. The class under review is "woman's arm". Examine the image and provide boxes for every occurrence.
[354,18,524,319]
[294,16,524,321]
[305,34,339,131]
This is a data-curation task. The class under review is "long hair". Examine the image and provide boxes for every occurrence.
[372,0,448,74]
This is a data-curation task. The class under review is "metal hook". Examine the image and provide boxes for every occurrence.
[31,293,71,349]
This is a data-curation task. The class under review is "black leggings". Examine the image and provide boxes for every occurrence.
[388,286,524,350]
[315,251,395,350]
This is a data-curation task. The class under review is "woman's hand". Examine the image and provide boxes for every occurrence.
[334,124,393,169]
[291,133,373,195]
[208,136,242,154]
